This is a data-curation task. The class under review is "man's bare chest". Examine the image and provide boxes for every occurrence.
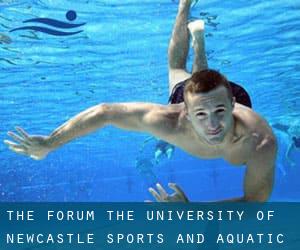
[176,133,252,165]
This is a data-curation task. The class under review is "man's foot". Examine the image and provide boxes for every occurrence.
[178,0,199,8]
[166,147,174,159]
[187,20,205,47]
[154,149,163,164]
[178,0,192,8]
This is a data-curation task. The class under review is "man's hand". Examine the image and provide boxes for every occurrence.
[4,127,51,160]
[148,183,189,202]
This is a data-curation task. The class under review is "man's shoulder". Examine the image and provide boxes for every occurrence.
[233,103,275,146]
[234,104,270,130]
[229,104,276,166]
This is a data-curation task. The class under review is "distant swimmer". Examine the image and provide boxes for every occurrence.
[138,136,174,164]
[4,0,277,202]
[135,137,160,186]
[135,158,158,187]
[273,120,300,168]
[273,128,290,177]
[154,140,175,164]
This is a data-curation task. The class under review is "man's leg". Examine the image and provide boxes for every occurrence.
[188,20,208,73]
[168,0,192,95]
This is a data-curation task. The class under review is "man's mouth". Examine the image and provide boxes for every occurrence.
[207,127,222,135]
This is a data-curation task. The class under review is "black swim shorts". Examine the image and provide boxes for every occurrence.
[168,79,252,108]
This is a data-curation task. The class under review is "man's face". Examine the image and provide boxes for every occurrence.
[185,86,234,145]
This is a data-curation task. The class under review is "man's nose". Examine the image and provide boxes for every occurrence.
[208,116,219,129]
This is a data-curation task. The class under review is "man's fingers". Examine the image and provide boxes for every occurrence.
[12,148,26,154]
[8,146,27,155]
[4,140,27,150]
[4,140,22,148]
[4,140,27,153]
[7,131,28,145]
[15,127,30,140]
[156,183,168,198]
[168,183,186,198]
[9,144,26,151]
[148,188,161,202]
[4,139,15,147]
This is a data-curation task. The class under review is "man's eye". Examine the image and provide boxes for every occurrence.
[196,112,206,116]
[216,109,225,114]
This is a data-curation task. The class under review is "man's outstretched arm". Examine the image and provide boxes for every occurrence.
[243,135,277,201]
[4,103,177,160]
[219,135,276,202]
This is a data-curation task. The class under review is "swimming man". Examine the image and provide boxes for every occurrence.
[4,0,277,202]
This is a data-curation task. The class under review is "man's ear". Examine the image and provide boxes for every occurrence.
[231,97,236,108]
[184,105,190,120]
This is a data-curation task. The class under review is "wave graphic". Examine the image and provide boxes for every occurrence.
[9,10,85,36]
[10,26,83,36]
[23,18,85,29]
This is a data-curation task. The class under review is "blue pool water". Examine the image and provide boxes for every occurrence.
[0,0,299,201]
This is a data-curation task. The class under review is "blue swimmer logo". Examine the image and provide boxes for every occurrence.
[10,10,85,36]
